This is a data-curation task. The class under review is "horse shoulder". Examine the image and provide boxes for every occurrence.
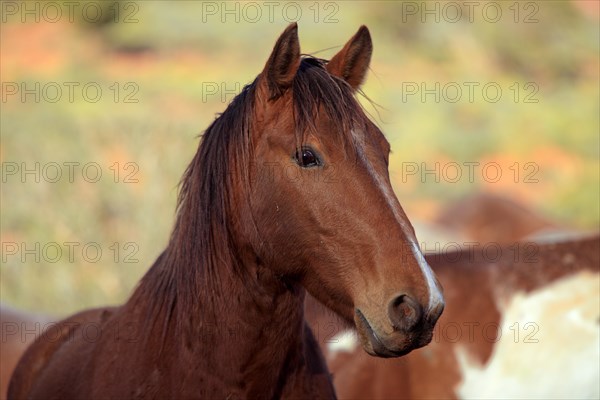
[8,307,116,400]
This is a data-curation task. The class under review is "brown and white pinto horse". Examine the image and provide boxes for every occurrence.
[434,193,561,244]
[307,234,600,399]
[8,24,444,399]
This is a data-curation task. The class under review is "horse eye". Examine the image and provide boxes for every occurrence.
[295,148,320,168]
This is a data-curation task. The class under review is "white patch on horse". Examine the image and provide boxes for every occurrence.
[411,241,444,312]
[327,329,359,356]
[351,129,444,313]
[457,271,600,399]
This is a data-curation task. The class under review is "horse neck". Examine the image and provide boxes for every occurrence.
[189,253,310,395]
[131,247,309,396]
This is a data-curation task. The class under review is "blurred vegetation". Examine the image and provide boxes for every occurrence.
[1,1,598,315]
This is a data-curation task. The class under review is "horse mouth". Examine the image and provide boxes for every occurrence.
[354,309,415,358]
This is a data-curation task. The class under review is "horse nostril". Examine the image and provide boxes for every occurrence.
[388,294,423,332]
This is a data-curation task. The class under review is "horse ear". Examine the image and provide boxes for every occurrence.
[259,23,301,100]
[327,26,372,90]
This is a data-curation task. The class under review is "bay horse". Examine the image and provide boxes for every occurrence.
[8,24,444,399]
[306,234,600,398]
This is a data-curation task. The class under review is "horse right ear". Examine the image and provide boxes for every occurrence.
[326,26,372,90]
[258,23,301,101]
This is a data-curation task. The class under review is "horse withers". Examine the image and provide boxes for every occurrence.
[9,24,443,399]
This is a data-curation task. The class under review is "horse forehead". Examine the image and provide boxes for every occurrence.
[351,124,389,155]
[351,128,368,150]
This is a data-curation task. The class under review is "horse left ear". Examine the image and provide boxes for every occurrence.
[327,26,372,90]
[259,23,301,100]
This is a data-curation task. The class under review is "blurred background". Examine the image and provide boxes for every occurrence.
[1,1,598,315]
